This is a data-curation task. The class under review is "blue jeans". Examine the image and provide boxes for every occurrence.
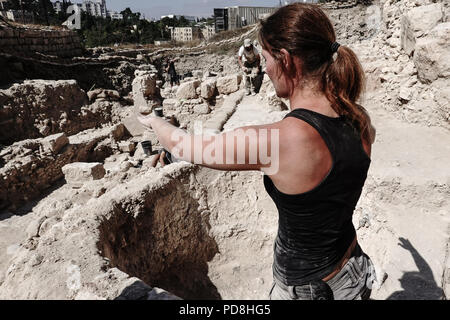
[269,244,377,300]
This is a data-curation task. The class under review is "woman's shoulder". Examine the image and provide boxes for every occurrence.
[277,116,327,151]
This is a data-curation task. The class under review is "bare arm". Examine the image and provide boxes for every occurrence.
[238,55,244,69]
[137,115,280,174]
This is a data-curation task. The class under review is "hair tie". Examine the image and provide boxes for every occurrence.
[330,42,340,53]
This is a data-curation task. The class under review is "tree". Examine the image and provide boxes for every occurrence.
[178,16,190,27]
[38,0,53,25]
[120,7,140,24]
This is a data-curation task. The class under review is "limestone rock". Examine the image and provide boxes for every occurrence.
[193,104,211,115]
[41,133,69,154]
[176,80,200,100]
[137,100,160,115]
[122,114,145,137]
[398,86,413,103]
[400,3,444,56]
[192,70,203,79]
[118,141,136,153]
[25,216,47,239]
[413,22,450,84]
[133,71,158,98]
[132,70,161,113]
[216,74,242,95]
[200,79,217,99]
[0,80,89,145]
[110,124,128,141]
[88,89,120,102]
[62,162,106,187]
[162,98,181,113]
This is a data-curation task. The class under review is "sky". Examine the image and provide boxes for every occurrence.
[105,0,282,20]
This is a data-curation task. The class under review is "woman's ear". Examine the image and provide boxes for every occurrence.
[280,49,292,71]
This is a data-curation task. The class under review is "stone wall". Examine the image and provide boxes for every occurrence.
[0,124,127,211]
[0,80,129,146]
[0,24,82,58]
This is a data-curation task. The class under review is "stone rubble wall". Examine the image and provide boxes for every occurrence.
[0,124,128,211]
[0,24,82,58]
[0,80,123,146]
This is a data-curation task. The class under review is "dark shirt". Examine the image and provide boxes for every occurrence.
[263,108,371,285]
[167,61,177,76]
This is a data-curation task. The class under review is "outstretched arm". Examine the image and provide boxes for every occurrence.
[137,115,280,174]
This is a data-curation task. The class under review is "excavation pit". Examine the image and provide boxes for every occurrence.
[97,166,278,299]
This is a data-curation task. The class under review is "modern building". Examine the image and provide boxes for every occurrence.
[52,1,107,18]
[169,26,203,42]
[227,6,277,30]
[214,6,277,31]
[201,25,215,41]
[79,0,107,18]
[213,8,228,33]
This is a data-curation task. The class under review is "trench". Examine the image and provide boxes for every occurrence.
[97,176,221,299]
[97,168,278,300]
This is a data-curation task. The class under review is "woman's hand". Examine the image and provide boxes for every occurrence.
[137,114,156,130]
[148,151,168,168]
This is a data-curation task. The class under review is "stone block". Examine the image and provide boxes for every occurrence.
[400,3,444,56]
[216,74,242,95]
[62,162,106,187]
[118,141,136,153]
[200,78,217,99]
[41,133,69,154]
[193,103,211,115]
[122,114,146,137]
[176,80,200,99]
[414,22,450,83]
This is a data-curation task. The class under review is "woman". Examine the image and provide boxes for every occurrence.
[138,3,377,300]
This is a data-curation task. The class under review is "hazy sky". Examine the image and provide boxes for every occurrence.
[105,0,281,19]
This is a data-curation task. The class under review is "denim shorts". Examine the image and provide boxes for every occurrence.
[269,244,377,300]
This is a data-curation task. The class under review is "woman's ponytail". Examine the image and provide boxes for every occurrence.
[323,45,370,143]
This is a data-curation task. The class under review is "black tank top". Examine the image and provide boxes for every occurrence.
[263,108,371,285]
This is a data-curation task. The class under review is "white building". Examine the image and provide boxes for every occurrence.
[52,1,107,18]
[79,0,107,18]
[169,26,203,42]
[201,25,215,41]
[226,6,277,30]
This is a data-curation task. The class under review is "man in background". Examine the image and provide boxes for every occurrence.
[238,38,261,95]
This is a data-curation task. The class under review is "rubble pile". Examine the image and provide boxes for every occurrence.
[352,0,449,127]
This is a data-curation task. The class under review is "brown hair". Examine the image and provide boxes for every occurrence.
[258,3,370,142]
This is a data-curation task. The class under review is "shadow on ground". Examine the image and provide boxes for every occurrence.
[387,237,444,300]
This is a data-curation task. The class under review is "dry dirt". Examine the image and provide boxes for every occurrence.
[0,0,449,300]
